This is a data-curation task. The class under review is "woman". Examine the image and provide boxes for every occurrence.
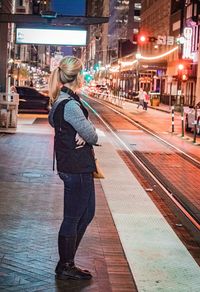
[143,91,149,111]
[48,56,98,281]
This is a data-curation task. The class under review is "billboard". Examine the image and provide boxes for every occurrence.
[16,27,87,46]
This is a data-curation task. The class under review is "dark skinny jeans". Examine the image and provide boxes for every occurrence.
[58,172,95,239]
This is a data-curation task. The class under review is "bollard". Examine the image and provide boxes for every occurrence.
[193,106,197,143]
[171,105,175,133]
[181,104,184,137]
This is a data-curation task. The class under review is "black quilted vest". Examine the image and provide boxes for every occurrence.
[53,87,96,173]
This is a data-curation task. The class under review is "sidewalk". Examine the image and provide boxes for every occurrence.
[121,100,200,159]
[135,100,171,113]
[0,117,136,292]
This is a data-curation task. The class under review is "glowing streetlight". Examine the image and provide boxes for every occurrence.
[178,63,184,70]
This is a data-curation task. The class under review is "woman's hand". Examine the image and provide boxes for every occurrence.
[75,133,86,146]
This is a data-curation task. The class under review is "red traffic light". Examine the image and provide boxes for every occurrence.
[137,34,148,45]
[136,34,157,45]
[139,35,146,42]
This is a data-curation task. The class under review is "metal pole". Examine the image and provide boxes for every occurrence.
[17,65,20,86]
[119,63,121,97]
[193,106,197,143]
[136,61,139,92]
[171,105,175,133]
[169,82,172,109]
[181,104,184,137]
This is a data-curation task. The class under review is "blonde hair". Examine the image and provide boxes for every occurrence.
[49,56,83,104]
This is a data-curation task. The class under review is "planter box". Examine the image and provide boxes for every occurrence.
[150,98,160,106]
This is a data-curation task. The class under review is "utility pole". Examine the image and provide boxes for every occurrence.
[195,43,200,105]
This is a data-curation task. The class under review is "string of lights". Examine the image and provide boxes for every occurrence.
[109,46,179,71]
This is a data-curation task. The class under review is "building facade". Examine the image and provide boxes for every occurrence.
[0,0,15,91]
[139,0,200,105]
[86,0,109,73]
[108,0,141,63]
[0,0,51,90]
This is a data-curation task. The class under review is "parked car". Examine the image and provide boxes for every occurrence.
[96,84,108,92]
[15,86,50,113]
[185,102,200,134]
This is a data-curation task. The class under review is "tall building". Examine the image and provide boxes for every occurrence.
[140,0,171,55]
[86,0,109,71]
[32,0,51,14]
[139,0,172,93]
[29,0,51,70]
[108,0,141,63]
[106,0,144,96]
[139,0,200,105]
[86,1,142,67]
[169,0,200,105]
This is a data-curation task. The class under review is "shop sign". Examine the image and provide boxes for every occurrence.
[182,27,193,59]
[157,35,174,45]
[157,35,167,45]
[167,36,174,45]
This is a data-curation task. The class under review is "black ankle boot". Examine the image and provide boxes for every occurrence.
[55,235,92,280]
[55,261,92,280]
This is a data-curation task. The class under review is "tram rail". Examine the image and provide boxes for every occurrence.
[82,95,200,240]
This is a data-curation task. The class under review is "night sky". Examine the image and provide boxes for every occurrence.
[51,0,86,16]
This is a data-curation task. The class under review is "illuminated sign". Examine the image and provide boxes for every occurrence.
[157,35,174,45]
[183,27,192,59]
[16,27,87,46]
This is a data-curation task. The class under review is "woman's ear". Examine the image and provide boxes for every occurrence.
[77,72,84,88]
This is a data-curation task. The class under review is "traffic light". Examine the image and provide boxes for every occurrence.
[148,37,157,42]
[136,34,157,45]
[177,62,188,81]
[84,73,93,83]
[137,34,148,45]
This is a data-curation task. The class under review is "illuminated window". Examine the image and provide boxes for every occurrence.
[134,3,141,9]
[186,4,192,18]
[134,16,141,22]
